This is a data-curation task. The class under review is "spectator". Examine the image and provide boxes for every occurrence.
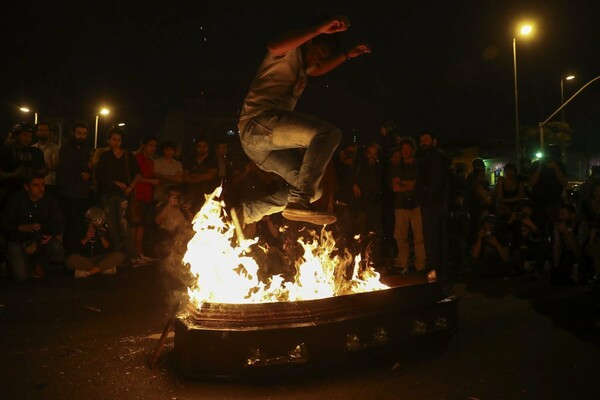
[154,140,184,203]
[552,204,588,284]
[334,145,360,241]
[0,123,46,207]
[1,173,64,281]
[214,140,233,187]
[56,121,92,253]
[507,199,545,275]
[132,135,159,262]
[464,167,492,241]
[353,143,384,265]
[530,144,568,232]
[470,215,511,278]
[416,131,451,278]
[447,163,470,275]
[154,186,193,259]
[31,122,59,196]
[494,163,525,218]
[64,207,125,278]
[389,138,425,273]
[94,127,140,263]
[581,180,600,284]
[183,136,218,212]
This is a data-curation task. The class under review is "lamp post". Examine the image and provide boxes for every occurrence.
[560,75,575,124]
[512,23,533,164]
[19,107,38,124]
[539,75,600,150]
[94,108,110,149]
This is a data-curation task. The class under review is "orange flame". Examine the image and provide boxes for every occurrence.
[184,187,388,306]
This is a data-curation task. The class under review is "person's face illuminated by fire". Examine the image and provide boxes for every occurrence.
[400,142,414,161]
[420,133,436,150]
[74,127,87,144]
[108,133,122,151]
[162,146,175,159]
[143,140,157,157]
[195,141,209,157]
[366,145,379,164]
[390,150,401,166]
[25,177,45,201]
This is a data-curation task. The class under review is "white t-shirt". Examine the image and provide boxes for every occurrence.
[32,141,59,185]
[240,47,307,121]
[154,157,183,201]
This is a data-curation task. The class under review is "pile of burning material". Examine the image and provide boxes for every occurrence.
[173,187,458,379]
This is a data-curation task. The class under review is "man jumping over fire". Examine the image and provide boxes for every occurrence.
[231,15,371,233]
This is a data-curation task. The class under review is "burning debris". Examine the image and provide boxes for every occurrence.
[182,187,388,307]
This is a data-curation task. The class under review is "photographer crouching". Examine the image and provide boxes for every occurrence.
[64,207,124,278]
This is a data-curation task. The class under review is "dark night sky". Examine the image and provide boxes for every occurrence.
[2,0,599,149]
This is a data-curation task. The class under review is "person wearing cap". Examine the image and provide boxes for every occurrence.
[0,123,46,207]
[64,207,125,278]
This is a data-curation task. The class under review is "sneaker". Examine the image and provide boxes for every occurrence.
[229,206,246,244]
[102,267,117,275]
[282,202,337,225]
[74,269,90,279]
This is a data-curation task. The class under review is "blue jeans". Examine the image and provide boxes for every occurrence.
[102,195,135,259]
[6,238,65,282]
[238,110,341,224]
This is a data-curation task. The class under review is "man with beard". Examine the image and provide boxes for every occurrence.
[183,136,218,212]
[416,131,451,279]
[56,121,93,252]
[31,122,59,196]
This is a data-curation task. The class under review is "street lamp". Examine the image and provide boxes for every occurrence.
[94,108,110,149]
[19,107,38,124]
[560,75,575,124]
[512,23,533,164]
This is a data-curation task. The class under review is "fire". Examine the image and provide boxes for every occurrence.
[183,187,388,306]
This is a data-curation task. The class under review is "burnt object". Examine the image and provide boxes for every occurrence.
[174,276,458,379]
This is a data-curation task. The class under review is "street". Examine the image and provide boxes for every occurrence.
[1,263,599,400]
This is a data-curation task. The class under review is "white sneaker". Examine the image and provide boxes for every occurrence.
[102,267,117,275]
[74,269,90,279]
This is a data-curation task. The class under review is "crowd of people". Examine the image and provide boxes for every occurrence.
[1,119,599,287]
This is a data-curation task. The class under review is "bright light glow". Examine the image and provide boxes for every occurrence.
[118,123,125,126]
[100,108,110,115]
[536,152,543,158]
[19,107,30,113]
[565,75,575,80]
[520,24,533,35]
[184,187,388,305]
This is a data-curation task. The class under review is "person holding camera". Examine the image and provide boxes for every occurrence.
[64,207,125,279]
[507,199,545,275]
[389,137,425,273]
[1,172,64,281]
[470,215,511,277]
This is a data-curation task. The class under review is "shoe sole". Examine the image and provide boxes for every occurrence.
[282,208,337,225]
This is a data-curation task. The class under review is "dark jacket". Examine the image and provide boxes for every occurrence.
[1,191,64,243]
[57,139,92,199]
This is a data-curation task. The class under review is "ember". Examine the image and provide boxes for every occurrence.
[183,187,388,307]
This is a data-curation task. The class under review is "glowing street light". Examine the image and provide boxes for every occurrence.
[512,22,534,164]
[560,75,575,124]
[19,106,38,124]
[117,122,126,127]
[94,107,110,149]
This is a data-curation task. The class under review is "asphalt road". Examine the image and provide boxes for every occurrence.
[1,263,599,400]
